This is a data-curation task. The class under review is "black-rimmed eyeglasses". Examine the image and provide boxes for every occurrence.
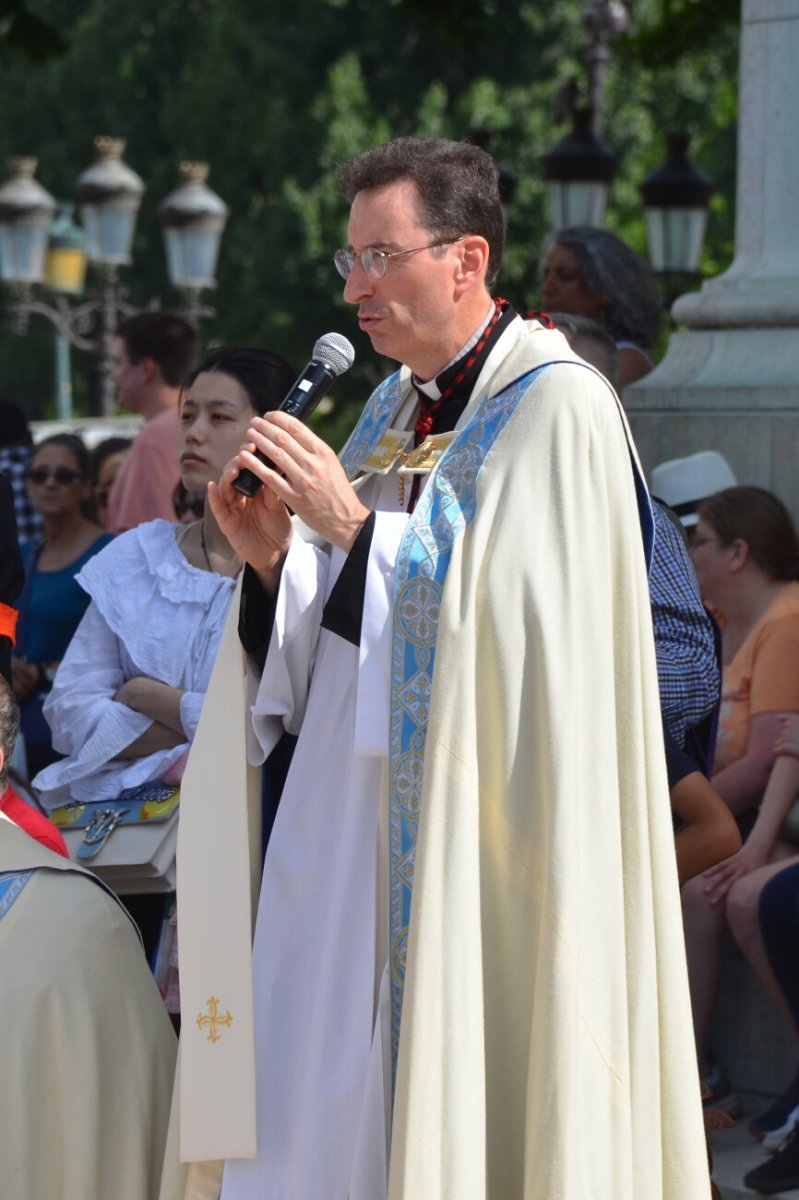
[333,237,463,281]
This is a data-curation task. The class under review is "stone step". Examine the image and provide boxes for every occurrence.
[712,1113,799,1199]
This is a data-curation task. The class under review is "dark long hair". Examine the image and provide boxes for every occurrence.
[179,347,297,415]
[31,432,91,480]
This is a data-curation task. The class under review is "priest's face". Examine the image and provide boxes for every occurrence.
[341,179,468,381]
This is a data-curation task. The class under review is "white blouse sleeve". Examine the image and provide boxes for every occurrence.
[36,603,168,798]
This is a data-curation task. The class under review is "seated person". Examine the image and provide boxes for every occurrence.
[0,675,178,1200]
[741,834,799,1193]
[12,434,113,778]
[32,348,295,964]
[681,487,799,1097]
[718,715,799,1156]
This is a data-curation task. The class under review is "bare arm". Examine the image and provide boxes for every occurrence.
[671,772,741,885]
[617,346,653,391]
[114,722,185,760]
[701,753,799,903]
[711,710,783,814]
[114,677,184,733]
[110,676,187,760]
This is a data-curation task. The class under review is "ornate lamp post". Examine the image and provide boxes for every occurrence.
[160,161,229,326]
[0,137,228,416]
[0,157,57,283]
[640,134,715,275]
[540,1,629,230]
[581,0,631,137]
[541,108,618,229]
[43,204,87,420]
[540,1,714,288]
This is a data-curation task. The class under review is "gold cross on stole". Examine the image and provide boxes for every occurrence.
[196,996,233,1043]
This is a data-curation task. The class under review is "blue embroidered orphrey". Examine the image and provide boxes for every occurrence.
[0,869,34,920]
[339,372,406,480]
[387,364,552,1081]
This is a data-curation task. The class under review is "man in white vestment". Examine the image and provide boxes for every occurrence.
[0,676,178,1200]
[175,137,711,1199]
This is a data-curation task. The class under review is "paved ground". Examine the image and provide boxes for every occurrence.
[712,1105,799,1199]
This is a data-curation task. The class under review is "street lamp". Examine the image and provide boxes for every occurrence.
[541,108,618,229]
[640,134,715,274]
[0,137,229,416]
[75,135,144,267]
[0,157,56,284]
[159,161,229,323]
[581,0,631,137]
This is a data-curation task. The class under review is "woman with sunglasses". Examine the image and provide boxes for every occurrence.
[12,434,113,778]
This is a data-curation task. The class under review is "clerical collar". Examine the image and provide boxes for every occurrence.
[402,298,517,515]
[412,302,497,400]
[411,297,517,443]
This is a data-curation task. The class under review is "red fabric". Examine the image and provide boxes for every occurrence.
[0,602,17,643]
[1,785,69,857]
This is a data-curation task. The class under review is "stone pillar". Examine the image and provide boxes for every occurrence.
[625,0,799,520]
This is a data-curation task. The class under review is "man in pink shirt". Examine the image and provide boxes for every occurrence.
[107,312,200,533]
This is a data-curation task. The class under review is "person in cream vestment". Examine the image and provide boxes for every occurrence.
[0,677,177,1200]
[171,138,712,1200]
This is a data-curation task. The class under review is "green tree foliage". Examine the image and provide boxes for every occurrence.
[0,0,739,443]
[0,0,65,60]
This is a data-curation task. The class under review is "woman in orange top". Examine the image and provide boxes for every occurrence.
[682,486,799,1097]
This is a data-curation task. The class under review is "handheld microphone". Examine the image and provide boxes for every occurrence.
[233,332,355,498]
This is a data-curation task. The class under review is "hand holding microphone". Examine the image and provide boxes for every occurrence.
[233,332,355,497]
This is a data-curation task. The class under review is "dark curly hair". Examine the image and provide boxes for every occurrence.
[540,226,662,351]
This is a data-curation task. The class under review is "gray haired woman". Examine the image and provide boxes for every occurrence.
[540,225,662,389]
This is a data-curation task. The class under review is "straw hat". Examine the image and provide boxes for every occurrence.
[650,451,737,527]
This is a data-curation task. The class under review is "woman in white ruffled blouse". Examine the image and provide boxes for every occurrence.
[34,347,295,813]
[31,348,296,985]
[32,346,296,987]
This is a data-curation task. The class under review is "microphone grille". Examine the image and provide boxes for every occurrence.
[313,332,355,377]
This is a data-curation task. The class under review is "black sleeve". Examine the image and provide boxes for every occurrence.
[238,564,280,674]
[238,512,377,671]
[320,512,376,647]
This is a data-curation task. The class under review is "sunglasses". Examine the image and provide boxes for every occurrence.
[27,468,83,486]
